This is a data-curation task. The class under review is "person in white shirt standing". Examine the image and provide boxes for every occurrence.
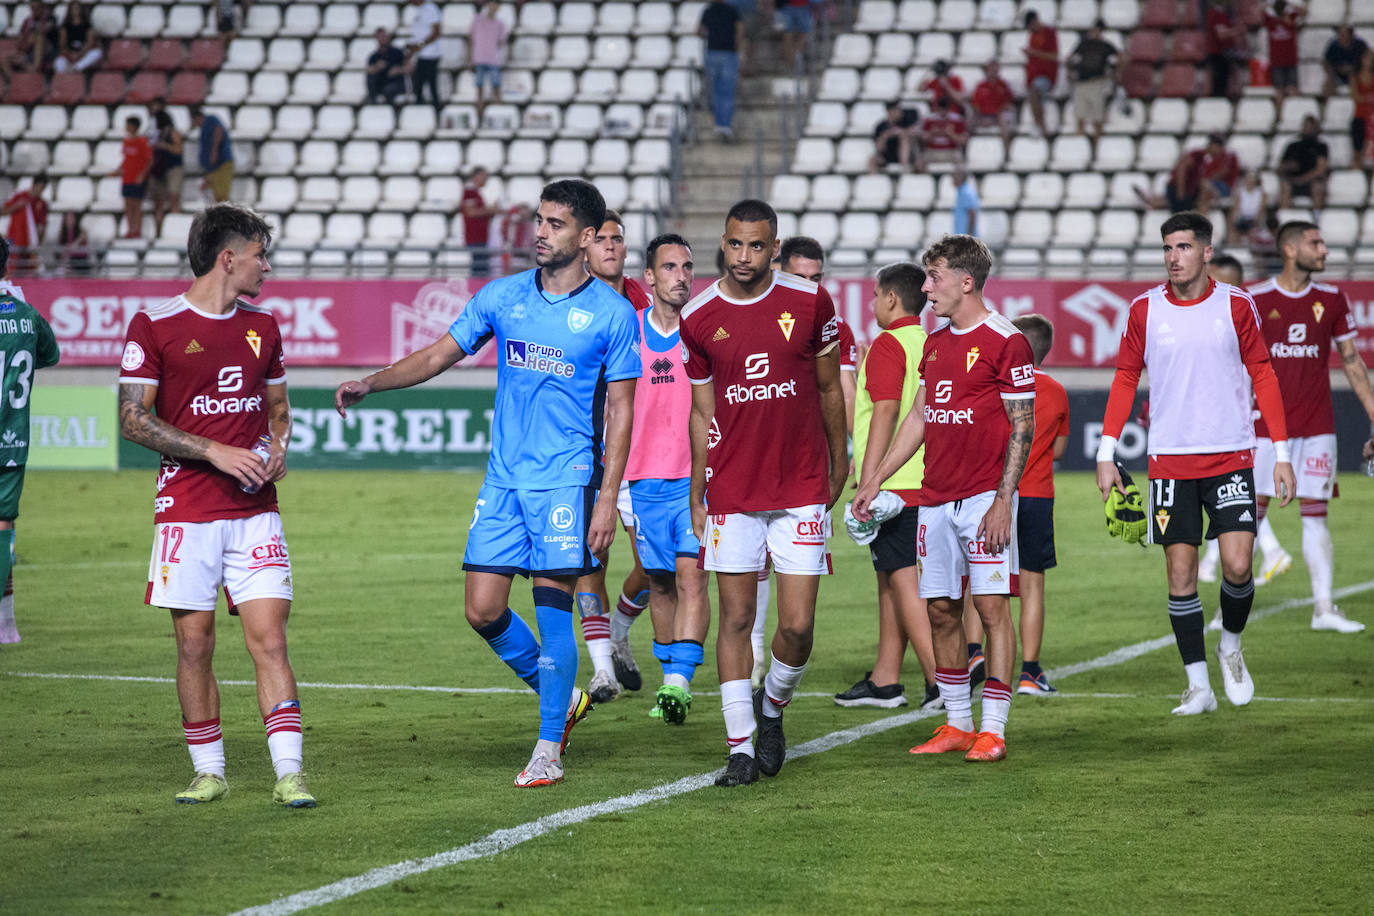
[405,0,443,110]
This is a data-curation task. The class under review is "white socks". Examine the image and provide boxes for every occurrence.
[721,679,755,757]
[1302,514,1334,616]
[761,655,806,719]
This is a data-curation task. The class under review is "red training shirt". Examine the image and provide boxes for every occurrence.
[1018,368,1068,499]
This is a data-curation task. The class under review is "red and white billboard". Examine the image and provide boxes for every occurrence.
[24,276,1374,369]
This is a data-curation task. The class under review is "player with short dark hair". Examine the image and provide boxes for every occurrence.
[335,179,640,788]
[577,207,653,704]
[854,235,1036,763]
[681,199,847,786]
[835,262,939,710]
[0,237,60,645]
[118,203,314,807]
[626,234,712,722]
[1241,221,1373,633]
[1096,211,1296,716]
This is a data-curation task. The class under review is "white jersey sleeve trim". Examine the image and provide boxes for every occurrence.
[118,375,160,386]
[1000,391,1035,400]
[816,340,838,358]
[266,374,287,385]
[688,375,714,385]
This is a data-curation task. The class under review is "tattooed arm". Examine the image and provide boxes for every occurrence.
[262,382,293,484]
[977,395,1035,554]
[1337,337,1374,426]
[119,382,270,491]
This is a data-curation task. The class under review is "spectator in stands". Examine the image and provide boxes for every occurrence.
[469,2,507,118]
[922,59,967,112]
[502,202,535,272]
[868,100,919,173]
[405,0,443,111]
[149,111,184,237]
[1,1,58,77]
[1352,49,1374,167]
[1134,133,1239,214]
[189,104,235,203]
[1228,169,1268,248]
[1323,25,1370,97]
[1277,115,1330,212]
[699,0,744,141]
[216,0,244,44]
[1262,1,1303,112]
[112,116,153,239]
[915,97,968,172]
[1067,19,1119,144]
[1205,0,1248,99]
[2,176,49,269]
[726,0,757,75]
[146,97,167,141]
[1023,10,1059,138]
[366,28,407,105]
[460,167,501,277]
[58,211,91,274]
[779,0,814,73]
[970,60,1016,153]
[951,166,980,237]
[52,1,101,73]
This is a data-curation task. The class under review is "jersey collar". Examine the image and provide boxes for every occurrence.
[1164,277,1215,306]
[535,270,596,303]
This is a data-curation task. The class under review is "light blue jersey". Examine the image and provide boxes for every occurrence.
[448,269,641,490]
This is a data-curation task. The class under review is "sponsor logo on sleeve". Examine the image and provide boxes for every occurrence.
[1011,364,1035,386]
[820,314,838,343]
[121,341,145,371]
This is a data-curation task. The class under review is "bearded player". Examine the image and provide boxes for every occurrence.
[682,199,847,787]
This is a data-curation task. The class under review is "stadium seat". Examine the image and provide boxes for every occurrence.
[297,177,341,212]
[592,34,632,69]
[956,31,997,66]
[89,5,125,36]
[327,72,367,105]
[1103,97,1147,135]
[353,104,398,140]
[671,35,703,68]
[90,138,122,171]
[1052,209,1098,249]
[257,176,299,213]
[963,136,1004,172]
[1050,135,1093,172]
[1119,62,1155,99]
[282,213,324,247]
[5,72,45,105]
[105,39,145,71]
[894,173,937,210]
[1278,96,1320,135]
[798,212,840,249]
[1171,30,1207,63]
[504,139,547,175]
[50,140,90,176]
[840,212,883,251]
[1005,137,1049,173]
[1326,170,1368,207]
[45,74,85,106]
[603,103,645,137]
[1127,30,1166,64]
[791,138,835,175]
[1159,64,1201,97]
[250,141,295,177]
[1021,172,1066,209]
[808,175,851,211]
[465,138,507,173]
[273,105,316,142]
[616,69,660,105]
[1320,209,1359,247]
[548,36,590,69]
[1140,0,1180,27]
[264,38,306,72]
[970,0,1012,28]
[978,173,1021,209]
[1137,135,1181,171]
[91,176,123,212]
[280,5,320,38]
[855,0,897,32]
[335,176,381,212]
[660,70,696,104]
[772,174,810,208]
[477,104,519,137]
[1360,210,1374,246]
[1064,172,1109,209]
[923,210,955,245]
[248,72,288,105]
[626,175,666,209]
[914,32,956,67]
[389,105,434,140]
[859,67,902,101]
[65,105,109,141]
[320,6,360,38]
[597,3,635,34]
[996,30,1028,66]
[336,140,380,176]
[833,138,873,174]
[288,71,329,106]
[312,105,355,141]
[420,141,463,176]
[124,72,166,105]
[881,210,924,247]
[818,68,861,102]
[934,0,977,30]
[54,176,95,211]
[186,39,226,71]
[165,5,208,38]
[873,33,914,67]
[1189,98,1234,135]
[1010,210,1053,247]
[1058,0,1099,28]
[126,5,166,38]
[558,3,597,33]
[1108,171,1151,207]
[532,68,575,104]
[1094,135,1137,172]
[242,4,282,37]
[164,71,204,105]
[833,34,873,67]
[638,2,675,34]
[629,34,672,68]
[850,173,893,210]
[1146,98,1190,135]
[630,138,671,175]
[404,211,449,247]
[224,38,266,72]
[978,209,1010,246]
[233,105,275,141]
[519,2,557,35]
[584,138,628,175]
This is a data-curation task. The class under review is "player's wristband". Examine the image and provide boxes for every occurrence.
[1272,440,1292,464]
[1095,434,1118,464]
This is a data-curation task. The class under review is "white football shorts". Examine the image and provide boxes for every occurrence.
[616,477,635,528]
[146,512,294,612]
[699,504,832,575]
[1255,434,1336,501]
[917,490,1019,599]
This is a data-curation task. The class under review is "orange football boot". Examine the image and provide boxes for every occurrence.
[909,723,977,754]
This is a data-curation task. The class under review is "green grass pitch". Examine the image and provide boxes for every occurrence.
[3,469,1372,914]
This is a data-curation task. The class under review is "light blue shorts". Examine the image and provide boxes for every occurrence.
[630,479,699,576]
[463,482,597,578]
[474,64,502,89]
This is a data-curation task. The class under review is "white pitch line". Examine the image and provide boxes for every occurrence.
[227,580,1374,916]
[1053,691,1373,704]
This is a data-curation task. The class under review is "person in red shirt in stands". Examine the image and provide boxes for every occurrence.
[1263,1,1304,111]
[1023,9,1059,137]
[1205,0,1247,99]
[970,60,1016,152]
[916,97,968,171]
[921,59,966,112]
[460,166,501,277]
[1135,133,1239,214]
[111,116,154,239]
[2,175,49,261]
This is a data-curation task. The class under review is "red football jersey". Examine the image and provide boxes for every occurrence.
[622,276,651,311]
[1263,9,1301,68]
[1018,368,1069,499]
[1250,277,1357,439]
[917,312,1035,505]
[837,318,857,370]
[120,296,287,524]
[681,272,840,514]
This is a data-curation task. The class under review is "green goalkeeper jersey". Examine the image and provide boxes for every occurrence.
[0,292,60,467]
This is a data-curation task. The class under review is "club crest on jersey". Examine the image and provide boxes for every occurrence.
[161,564,170,588]
[965,346,981,372]
[550,504,576,531]
[777,311,795,341]
[1156,510,1171,534]
[245,328,262,358]
[567,307,593,333]
[1313,301,1324,323]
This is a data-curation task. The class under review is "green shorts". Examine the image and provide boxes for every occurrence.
[0,466,26,520]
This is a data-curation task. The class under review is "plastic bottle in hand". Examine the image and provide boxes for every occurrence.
[241,435,272,493]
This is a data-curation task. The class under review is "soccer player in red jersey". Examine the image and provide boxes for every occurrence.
[681,199,847,786]
[578,208,652,703]
[1245,221,1374,633]
[1096,212,1297,717]
[854,235,1035,763]
[118,204,314,808]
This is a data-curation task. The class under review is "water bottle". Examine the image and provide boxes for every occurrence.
[240,434,272,494]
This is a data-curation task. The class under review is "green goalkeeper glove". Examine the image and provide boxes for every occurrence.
[1105,463,1148,545]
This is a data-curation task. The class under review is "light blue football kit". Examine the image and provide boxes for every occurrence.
[450,267,640,745]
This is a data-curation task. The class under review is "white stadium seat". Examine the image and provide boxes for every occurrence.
[378,140,423,176]
[320,7,359,38]
[791,138,835,175]
[1064,172,1108,209]
[273,105,315,142]
[851,174,893,210]
[297,177,340,213]
[808,175,851,211]
[257,176,299,213]
[894,173,937,210]
[314,105,357,140]
[354,105,398,140]
[818,68,861,102]
[420,141,463,176]
[587,139,630,174]
[26,105,68,140]
[263,38,306,72]
[255,141,298,176]
[232,105,274,142]
[881,210,925,247]
[978,173,1021,209]
[854,0,896,32]
[166,5,209,38]
[1010,210,1053,247]
[242,5,281,37]
[1021,172,1066,209]
[126,5,165,38]
[299,141,342,176]
[798,212,840,248]
[873,33,914,67]
[249,72,290,105]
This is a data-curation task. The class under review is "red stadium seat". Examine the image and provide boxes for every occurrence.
[185,38,226,71]
[46,72,86,105]
[126,71,168,104]
[87,71,127,104]
[1140,0,1183,28]
[1171,30,1207,63]
[1121,62,1156,99]
[1126,30,1166,63]
[4,72,45,105]
[106,38,146,70]
[146,39,187,71]
[168,71,207,105]
[0,39,17,62]
[1159,63,1201,97]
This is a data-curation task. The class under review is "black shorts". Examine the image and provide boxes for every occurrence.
[869,505,919,572]
[1016,495,1056,573]
[1147,469,1257,546]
